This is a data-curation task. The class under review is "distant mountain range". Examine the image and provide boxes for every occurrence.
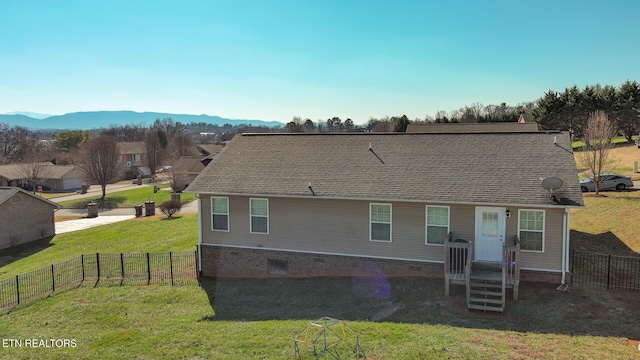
[0,111,284,130]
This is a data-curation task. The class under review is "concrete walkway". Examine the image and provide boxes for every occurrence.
[56,216,136,234]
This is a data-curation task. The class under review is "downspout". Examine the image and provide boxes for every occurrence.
[561,208,568,285]
[197,195,203,274]
[565,208,571,284]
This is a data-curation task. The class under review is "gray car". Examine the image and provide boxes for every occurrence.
[580,173,634,192]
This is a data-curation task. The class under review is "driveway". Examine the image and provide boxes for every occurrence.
[52,182,198,234]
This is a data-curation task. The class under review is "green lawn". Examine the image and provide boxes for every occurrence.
[56,184,197,209]
[572,135,636,149]
[0,278,638,359]
[0,214,198,279]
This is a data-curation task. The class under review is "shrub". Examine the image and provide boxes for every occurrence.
[159,201,182,219]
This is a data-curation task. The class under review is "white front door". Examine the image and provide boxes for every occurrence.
[475,206,506,262]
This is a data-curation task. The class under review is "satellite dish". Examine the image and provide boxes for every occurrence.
[541,177,563,194]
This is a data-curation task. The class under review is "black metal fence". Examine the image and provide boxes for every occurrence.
[0,251,197,312]
[571,250,640,290]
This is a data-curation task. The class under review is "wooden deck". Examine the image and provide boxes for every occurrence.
[444,235,521,313]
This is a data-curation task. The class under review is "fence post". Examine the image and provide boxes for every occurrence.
[607,254,611,290]
[81,254,85,282]
[120,253,125,286]
[147,253,151,285]
[51,264,55,292]
[15,275,20,305]
[170,252,174,286]
[96,253,101,279]
[570,250,574,284]
[195,249,199,278]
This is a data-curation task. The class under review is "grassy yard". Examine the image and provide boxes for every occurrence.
[574,142,640,180]
[0,214,198,279]
[56,184,197,209]
[0,277,638,359]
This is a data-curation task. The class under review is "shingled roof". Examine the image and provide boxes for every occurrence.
[187,132,584,208]
[0,163,78,181]
[0,187,61,208]
[406,122,539,133]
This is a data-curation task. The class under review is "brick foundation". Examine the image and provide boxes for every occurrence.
[200,245,443,279]
[199,245,566,284]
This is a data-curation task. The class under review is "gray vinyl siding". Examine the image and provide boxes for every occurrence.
[515,207,565,271]
[200,195,566,270]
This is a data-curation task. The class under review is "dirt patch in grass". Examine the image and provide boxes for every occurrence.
[199,276,640,340]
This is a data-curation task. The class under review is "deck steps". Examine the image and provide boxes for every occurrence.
[467,268,505,313]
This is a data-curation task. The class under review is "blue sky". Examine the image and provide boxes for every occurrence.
[1,1,639,124]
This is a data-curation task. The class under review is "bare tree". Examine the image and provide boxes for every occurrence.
[77,135,122,199]
[18,158,48,193]
[145,129,167,181]
[168,133,196,159]
[578,111,618,195]
[0,124,31,164]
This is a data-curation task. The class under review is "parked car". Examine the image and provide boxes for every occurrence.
[580,174,634,192]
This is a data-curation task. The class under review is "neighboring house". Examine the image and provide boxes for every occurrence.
[195,143,224,166]
[0,187,61,249]
[406,122,539,133]
[187,132,583,290]
[195,143,225,156]
[117,142,147,178]
[0,163,83,191]
[169,156,207,191]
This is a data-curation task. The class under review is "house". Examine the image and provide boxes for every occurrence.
[0,163,83,191]
[195,143,225,156]
[117,141,148,178]
[406,121,539,133]
[169,156,207,191]
[187,132,584,298]
[0,187,61,249]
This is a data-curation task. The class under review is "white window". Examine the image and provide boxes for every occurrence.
[250,198,269,234]
[211,197,229,231]
[426,206,450,245]
[518,210,545,252]
[370,203,392,242]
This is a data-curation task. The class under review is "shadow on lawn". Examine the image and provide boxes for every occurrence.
[570,230,639,256]
[0,236,54,270]
[198,276,640,340]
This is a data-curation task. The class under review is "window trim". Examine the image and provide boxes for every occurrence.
[425,205,450,246]
[369,203,392,243]
[518,209,545,253]
[250,198,269,234]
[210,196,229,232]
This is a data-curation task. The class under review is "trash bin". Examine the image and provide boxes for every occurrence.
[145,200,155,216]
[137,175,142,185]
[87,202,98,218]
[134,205,143,217]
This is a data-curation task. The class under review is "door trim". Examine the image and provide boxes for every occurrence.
[474,206,506,262]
